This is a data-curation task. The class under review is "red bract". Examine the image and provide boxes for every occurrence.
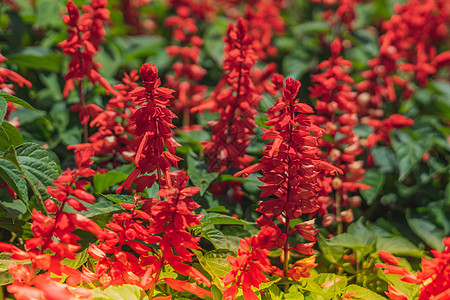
[165,2,209,130]
[312,0,361,31]
[376,237,450,300]
[0,52,32,121]
[356,0,450,105]
[309,39,369,228]
[366,114,414,147]
[69,71,139,166]
[192,18,260,173]
[90,171,212,298]
[244,0,285,60]
[222,226,279,300]
[0,53,32,96]
[117,63,181,192]
[0,149,103,300]
[235,78,342,279]
[59,0,115,98]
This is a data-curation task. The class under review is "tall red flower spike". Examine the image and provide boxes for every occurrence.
[88,171,212,299]
[117,63,181,193]
[192,18,260,173]
[235,78,342,280]
[309,39,369,229]
[376,237,450,300]
[244,0,285,61]
[59,0,115,98]
[165,2,210,130]
[312,0,361,31]
[0,148,106,300]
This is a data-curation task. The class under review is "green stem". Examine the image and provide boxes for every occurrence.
[336,191,342,235]
[78,81,88,143]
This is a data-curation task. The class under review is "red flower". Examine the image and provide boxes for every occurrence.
[59,0,115,98]
[222,226,279,300]
[235,77,342,279]
[192,18,260,173]
[117,63,181,192]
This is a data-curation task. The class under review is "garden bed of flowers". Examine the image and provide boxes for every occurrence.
[0,0,449,299]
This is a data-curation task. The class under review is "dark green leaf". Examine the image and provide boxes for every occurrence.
[200,213,254,227]
[0,91,39,113]
[93,171,128,194]
[392,131,434,181]
[376,236,425,257]
[361,169,385,205]
[0,96,6,124]
[187,151,217,195]
[406,214,446,251]
[101,194,134,204]
[0,157,28,202]
[0,218,32,239]
[0,122,24,151]
[371,146,397,173]
[198,225,228,249]
[6,48,63,72]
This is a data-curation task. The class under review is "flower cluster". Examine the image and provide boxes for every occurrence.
[193,18,260,173]
[312,0,361,31]
[235,78,342,278]
[309,39,369,228]
[244,0,285,60]
[376,237,450,300]
[356,0,450,106]
[87,171,212,298]
[0,52,32,121]
[165,1,210,130]
[117,63,181,192]
[69,71,139,166]
[59,0,115,98]
[222,226,279,300]
[0,149,106,300]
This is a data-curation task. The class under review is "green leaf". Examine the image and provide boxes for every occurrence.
[0,121,23,151]
[93,171,129,194]
[61,249,89,270]
[5,48,63,72]
[360,169,385,205]
[392,131,434,181]
[0,91,39,113]
[371,146,397,173]
[376,236,425,257]
[200,213,254,227]
[93,284,149,300]
[187,151,217,195]
[310,273,347,297]
[198,225,228,249]
[0,96,6,124]
[197,249,235,289]
[3,144,60,212]
[0,157,28,202]
[34,0,64,28]
[283,285,304,300]
[101,194,134,204]
[0,218,32,239]
[406,214,446,251]
[343,284,386,299]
